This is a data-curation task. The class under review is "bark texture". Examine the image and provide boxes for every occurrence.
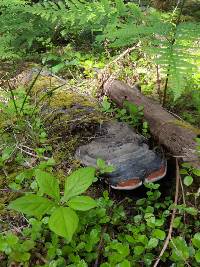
[104,80,200,167]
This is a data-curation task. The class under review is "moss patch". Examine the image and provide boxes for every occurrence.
[23,69,108,174]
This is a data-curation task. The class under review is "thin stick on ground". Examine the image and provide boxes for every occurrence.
[179,174,186,224]
[93,224,108,267]
[153,158,180,267]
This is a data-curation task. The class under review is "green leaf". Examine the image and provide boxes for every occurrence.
[185,207,198,216]
[124,100,138,115]
[52,62,65,73]
[170,237,189,261]
[195,250,200,263]
[63,167,95,202]
[136,198,146,205]
[192,233,200,249]
[97,158,106,169]
[67,196,97,211]
[183,176,193,186]
[192,168,200,176]
[101,97,111,112]
[6,233,18,246]
[134,246,144,255]
[2,146,15,162]
[116,259,131,267]
[35,169,60,201]
[152,229,166,241]
[146,238,158,249]
[97,158,116,173]
[8,195,55,218]
[48,207,79,241]
[172,217,182,228]
[22,240,35,251]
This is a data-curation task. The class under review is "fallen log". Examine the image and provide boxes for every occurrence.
[104,80,200,167]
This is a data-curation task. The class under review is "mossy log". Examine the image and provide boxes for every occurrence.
[104,80,200,167]
[4,67,106,171]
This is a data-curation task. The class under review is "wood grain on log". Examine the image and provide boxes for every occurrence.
[104,80,200,167]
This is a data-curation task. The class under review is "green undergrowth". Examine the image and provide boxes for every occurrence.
[0,1,200,265]
[0,73,200,266]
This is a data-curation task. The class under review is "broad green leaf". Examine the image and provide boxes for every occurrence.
[100,263,111,267]
[195,250,200,263]
[192,233,200,248]
[146,238,158,249]
[67,196,97,211]
[192,168,200,176]
[6,233,18,246]
[2,146,15,162]
[52,62,65,73]
[134,214,142,224]
[124,100,138,115]
[8,195,55,218]
[172,217,182,228]
[48,207,79,241]
[170,237,189,261]
[63,167,95,202]
[183,176,193,186]
[35,170,60,201]
[110,242,130,256]
[134,246,144,255]
[136,198,146,205]
[116,259,131,267]
[138,235,148,245]
[185,207,198,216]
[22,240,35,251]
[152,229,166,240]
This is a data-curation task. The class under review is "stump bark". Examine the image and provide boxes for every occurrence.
[104,80,200,167]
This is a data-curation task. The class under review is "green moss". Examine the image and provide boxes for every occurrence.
[49,90,96,109]
[173,119,200,135]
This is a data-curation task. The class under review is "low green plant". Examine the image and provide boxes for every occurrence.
[43,45,105,78]
[8,167,97,242]
[0,177,199,266]
[101,96,149,136]
[96,158,116,174]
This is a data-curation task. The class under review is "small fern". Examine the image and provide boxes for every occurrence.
[101,7,200,100]
[0,0,199,101]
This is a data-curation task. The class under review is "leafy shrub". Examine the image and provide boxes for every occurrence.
[9,167,97,241]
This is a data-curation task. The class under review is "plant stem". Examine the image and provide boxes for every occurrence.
[7,81,19,116]
[153,158,180,267]
[20,67,43,113]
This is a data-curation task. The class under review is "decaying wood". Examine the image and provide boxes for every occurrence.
[104,80,200,167]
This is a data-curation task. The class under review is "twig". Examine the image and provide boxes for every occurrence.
[35,252,48,264]
[0,188,33,194]
[93,224,108,267]
[153,158,180,267]
[16,145,49,160]
[20,67,43,113]
[7,80,19,116]
[156,64,162,103]
[98,42,141,77]
[179,174,186,224]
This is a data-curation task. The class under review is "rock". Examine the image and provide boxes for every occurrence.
[76,121,167,190]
